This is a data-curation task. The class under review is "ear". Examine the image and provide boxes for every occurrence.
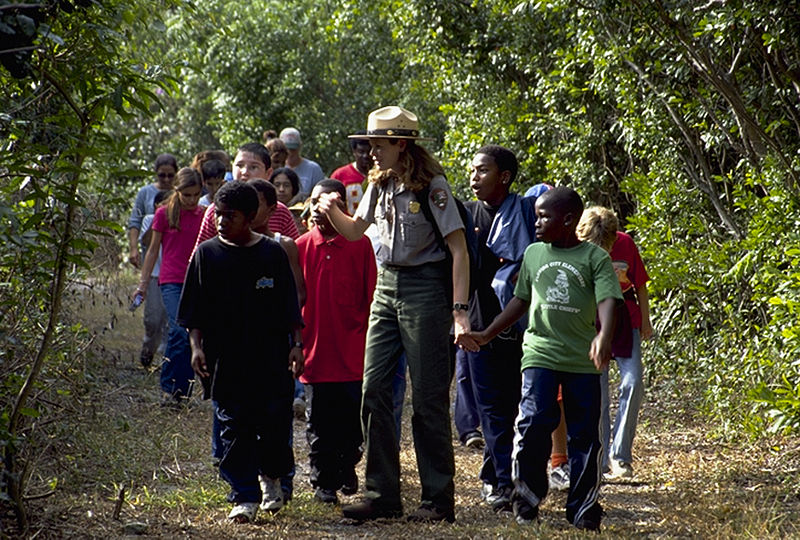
[397,139,408,152]
[264,166,273,179]
[500,170,512,185]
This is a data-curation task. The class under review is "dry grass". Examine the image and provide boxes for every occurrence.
[4,272,800,538]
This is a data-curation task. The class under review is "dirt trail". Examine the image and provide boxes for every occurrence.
[6,277,800,538]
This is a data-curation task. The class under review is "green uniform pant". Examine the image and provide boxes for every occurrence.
[361,262,455,511]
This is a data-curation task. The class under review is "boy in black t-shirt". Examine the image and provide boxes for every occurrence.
[178,182,304,523]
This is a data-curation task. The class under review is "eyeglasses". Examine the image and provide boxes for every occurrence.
[157,172,176,179]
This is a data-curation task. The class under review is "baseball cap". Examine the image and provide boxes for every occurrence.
[280,127,301,149]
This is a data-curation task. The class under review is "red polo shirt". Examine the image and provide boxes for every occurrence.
[297,227,377,383]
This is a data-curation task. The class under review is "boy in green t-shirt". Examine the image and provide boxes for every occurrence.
[462,186,622,530]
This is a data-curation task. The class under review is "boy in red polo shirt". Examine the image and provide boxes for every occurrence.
[296,179,377,504]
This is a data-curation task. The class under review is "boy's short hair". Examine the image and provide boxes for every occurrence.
[201,159,227,181]
[237,142,272,169]
[537,186,583,217]
[215,181,259,216]
[577,206,618,252]
[314,178,346,201]
[248,178,277,206]
[476,144,518,184]
[154,189,172,207]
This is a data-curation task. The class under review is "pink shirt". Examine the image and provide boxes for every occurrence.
[297,227,377,383]
[152,205,206,285]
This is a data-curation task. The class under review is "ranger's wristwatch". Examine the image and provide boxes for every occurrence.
[452,303,469,312]
[293,341,303,349]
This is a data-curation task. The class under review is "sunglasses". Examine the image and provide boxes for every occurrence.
[157,172,176,179]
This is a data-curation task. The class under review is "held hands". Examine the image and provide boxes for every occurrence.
[289,347,305,378]
[453,311,481,352]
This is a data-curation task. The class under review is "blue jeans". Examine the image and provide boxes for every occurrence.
[600,329,643,468]
[513,367,602,526]
[159,283,194,398]
[457,334,521,490]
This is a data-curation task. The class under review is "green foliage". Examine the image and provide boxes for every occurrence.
[0,0,188,526]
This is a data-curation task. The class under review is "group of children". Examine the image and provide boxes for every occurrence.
[124,106,651,530]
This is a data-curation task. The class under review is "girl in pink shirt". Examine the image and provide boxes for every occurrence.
[135,167,205,404]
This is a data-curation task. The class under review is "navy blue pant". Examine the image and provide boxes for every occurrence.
[216,376,294,504]
[513,367,602,525]
[454,346,481,443]
[306,381,363,490]
[456,333,522,490]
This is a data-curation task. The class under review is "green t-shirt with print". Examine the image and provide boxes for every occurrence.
[513,241,622,374]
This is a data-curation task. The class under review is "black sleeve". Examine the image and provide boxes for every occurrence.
[177,247,205,330]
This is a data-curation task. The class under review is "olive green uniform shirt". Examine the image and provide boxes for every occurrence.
[356,175,463,267]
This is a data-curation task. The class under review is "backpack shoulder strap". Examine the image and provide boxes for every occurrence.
[414,185,446,251]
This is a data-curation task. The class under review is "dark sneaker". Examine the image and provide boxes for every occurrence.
[464,432,484,450]
[139,349,153,368]
[512,499,539,525]
[490,486,513,513]
[340,468,358,495]
[342,499,403,521]
[574,503,603,531]
[314,487,338,504]
[406,503,455,523]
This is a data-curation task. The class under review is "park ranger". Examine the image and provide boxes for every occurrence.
[316,105,470,523]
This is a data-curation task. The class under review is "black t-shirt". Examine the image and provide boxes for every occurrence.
[464,201,504,331]
[178,236,302,402]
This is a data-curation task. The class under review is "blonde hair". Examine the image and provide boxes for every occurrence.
[367,140,444,192]
[166,167,202,230]
[577,206,618,252]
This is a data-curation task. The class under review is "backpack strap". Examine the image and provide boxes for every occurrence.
[414,185,447,252]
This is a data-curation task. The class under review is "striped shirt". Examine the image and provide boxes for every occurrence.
[191,201,299,261]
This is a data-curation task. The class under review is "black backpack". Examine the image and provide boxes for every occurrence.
[415,184,480,301]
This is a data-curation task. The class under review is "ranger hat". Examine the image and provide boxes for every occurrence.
[349,106,433,141]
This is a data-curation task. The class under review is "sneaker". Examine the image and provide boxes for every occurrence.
[139,349,153,368]
[548,462,570,491]
[480,482,495,502]
[406,503,455,523]
[512,498,539,525]
[340,467,358,495]
[574,503,603,531]
[259,475,284,512]
[608,460,633,479]
[293,397,306,419]
[342,498,403,521]
[489,486,512,513]
[464,432,484,450]
[314,487,338,504]
[228,502,258,523]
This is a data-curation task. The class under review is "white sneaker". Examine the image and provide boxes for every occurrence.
[609,460,633,479]
[259,475,284,512]
[228,502,258,522]
[548,462,570,491]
